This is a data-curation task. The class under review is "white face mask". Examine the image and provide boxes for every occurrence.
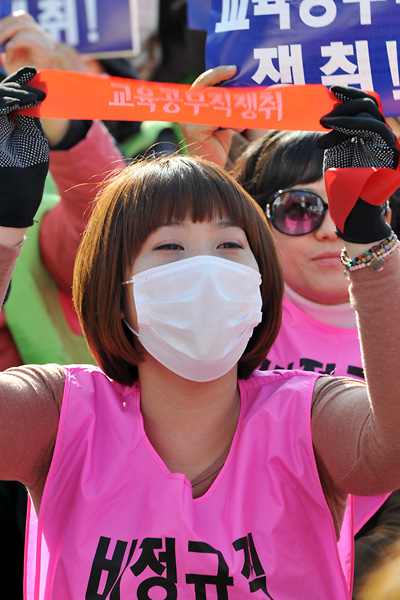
[123,255,263,382]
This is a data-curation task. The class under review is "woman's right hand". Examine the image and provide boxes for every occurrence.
[179,65,240,168]
[0,11,55,73]
[0,12,74,146]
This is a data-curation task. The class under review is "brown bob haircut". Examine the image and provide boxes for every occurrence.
[73,154,284,386]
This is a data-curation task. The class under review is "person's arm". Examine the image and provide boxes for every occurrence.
[40,120,125,293]
[0,68,65,500]
[311,86,400,498]
[0,236,24,307]
[0,364,63,493]
[0,236,65,500]
[312,251,400,497]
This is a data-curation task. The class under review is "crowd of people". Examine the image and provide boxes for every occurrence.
[0,3,399,600]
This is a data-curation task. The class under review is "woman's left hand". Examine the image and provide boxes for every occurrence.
[316,85,400,245]
[0,67,49,233]
[179,65,242,168]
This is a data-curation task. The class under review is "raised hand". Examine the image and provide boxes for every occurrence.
[316,85,400,244]
[0,67,49,229]
[178,65,240,168]
[0,11,54,74]
[0,11,74,145]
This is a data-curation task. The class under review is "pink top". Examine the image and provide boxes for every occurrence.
[263,296,364,379]
[25,365,350,600]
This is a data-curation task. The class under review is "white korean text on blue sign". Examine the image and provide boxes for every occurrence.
[205,0,400,117]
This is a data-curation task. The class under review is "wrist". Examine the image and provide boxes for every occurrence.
[46,120,91,149]
[342,232,398,273]
[345,239,388,260]
[0,226,26,247]
[337,198,392,244]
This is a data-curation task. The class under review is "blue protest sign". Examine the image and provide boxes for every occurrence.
[187,0,211,30]
[206,0,400,117]
[10,0,139,57]
[0,0,12,18]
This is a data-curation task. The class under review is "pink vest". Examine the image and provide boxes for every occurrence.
[25,366,350,600]
[261,296,391,588]
[262,297,365,379]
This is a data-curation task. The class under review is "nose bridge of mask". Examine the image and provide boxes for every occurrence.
[132,255,262,354]
[132,256,261,301]
[187,266,245,356]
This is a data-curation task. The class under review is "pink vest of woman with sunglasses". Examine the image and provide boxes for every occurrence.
[24,365,351,600]
[262,296,363,379]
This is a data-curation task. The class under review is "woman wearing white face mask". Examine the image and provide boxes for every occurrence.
[2,69,400,599]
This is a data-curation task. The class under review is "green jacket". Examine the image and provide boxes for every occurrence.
[4,181,95,366]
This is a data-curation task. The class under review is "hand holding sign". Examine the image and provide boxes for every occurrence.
[0,11,55,74]
[179,65,243,168]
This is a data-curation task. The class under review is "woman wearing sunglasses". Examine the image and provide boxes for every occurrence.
[180,66,400,597]
[231,130,393,380]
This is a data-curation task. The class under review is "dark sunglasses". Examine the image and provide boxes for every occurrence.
[265,188,390,237]
[265,189,329,236]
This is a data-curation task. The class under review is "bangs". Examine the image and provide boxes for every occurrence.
[120,156,263,266]
[134,164,231,226]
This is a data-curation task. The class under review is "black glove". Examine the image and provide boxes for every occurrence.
[0,67,49,228]
[316,85,400,244]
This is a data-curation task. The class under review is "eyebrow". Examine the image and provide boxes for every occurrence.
[158,220,243,229]
[216,220,243,229]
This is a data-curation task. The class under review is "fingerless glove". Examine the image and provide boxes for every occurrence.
[0,67,49,228]
[316,85,400,244]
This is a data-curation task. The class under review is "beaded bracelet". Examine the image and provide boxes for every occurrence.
[340,232,398,273]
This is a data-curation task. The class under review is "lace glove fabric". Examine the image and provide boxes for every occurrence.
[0,67,49,228]
[316,86,400,244]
